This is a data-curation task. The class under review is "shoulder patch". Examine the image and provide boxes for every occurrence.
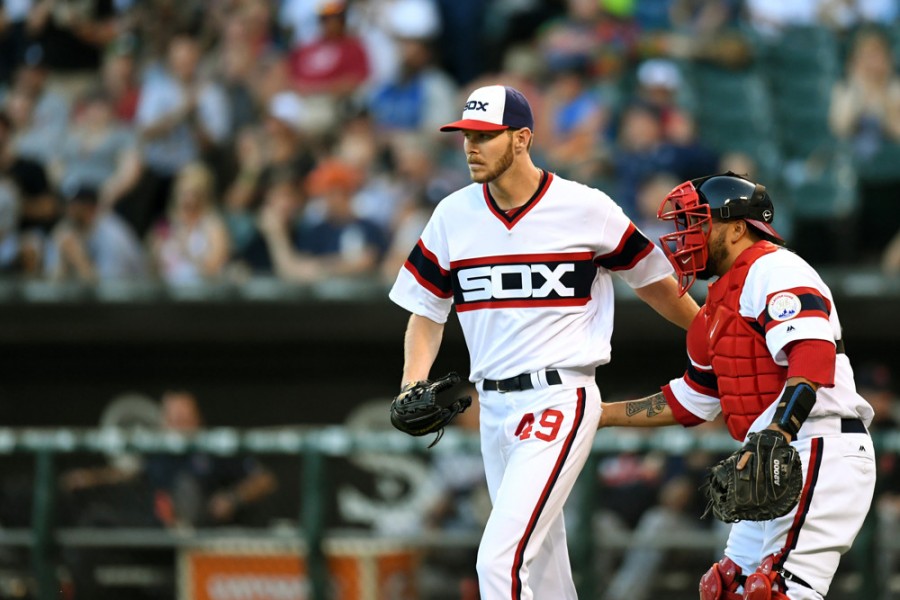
[767,292,801,322]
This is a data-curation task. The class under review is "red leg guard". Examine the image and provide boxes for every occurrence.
[743,573,772,600]
[699,557,743,600]
[743,554,790,600]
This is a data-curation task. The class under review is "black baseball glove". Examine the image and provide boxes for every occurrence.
[389,372,472,448]
[700,429,803,523]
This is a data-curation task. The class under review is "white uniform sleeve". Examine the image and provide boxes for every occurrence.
[592,197,674,288]
[388,207,454,324]
[665,376,722,422]
[663,310,722,424]
[741,252,838,365]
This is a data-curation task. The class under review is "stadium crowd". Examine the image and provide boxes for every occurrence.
[0,0,898,287]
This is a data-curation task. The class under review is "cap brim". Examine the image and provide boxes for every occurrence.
[746,219,783,241]
[439,119,510,132]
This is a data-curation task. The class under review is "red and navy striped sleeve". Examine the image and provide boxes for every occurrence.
[593,223,653,272]
[403,239,453,299]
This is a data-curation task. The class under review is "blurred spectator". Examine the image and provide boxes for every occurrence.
[205,6,269,141]
[25,0,130,95]
[634,59,683,135]
[6,44,70,165]
[62,389,278,527]
[48,88,141,208]
[829,27,900,161]
[223,91,316,253]
[597,447,668,530]
[538,61,609,182]
[334,107,405,234]
[602,449,720,600]
[99,35,142,123]
[346,0,432,93]
[130,0,204,64]
[0,177,40,275]
[818,0,898,32]
[287,0,370,133]
[128,30,230,238]
[659,110,720,179]
[432,0,485,85]
[0,110,60,235]
[829,27,900,262]
[278,0,326,47]
[611,100,718,218]
[536,0,640,83]
[0,0,32,87]
[145,390,279,527]
[633,171,680,243]
[260,158,386,282]
[611,102,668,217]
[231,176,306,276]
[148,162,230,285]
[43,184,147,282]
[650,1,750,69]
[60,389,279,599]
[367,1,457,141]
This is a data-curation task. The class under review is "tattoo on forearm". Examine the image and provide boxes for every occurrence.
[625,393,667,419]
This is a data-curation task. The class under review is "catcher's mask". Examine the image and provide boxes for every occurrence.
[657,172,782,295]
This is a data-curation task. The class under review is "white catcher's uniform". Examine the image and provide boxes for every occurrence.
[390,171,674,599]
[665,245,876,599]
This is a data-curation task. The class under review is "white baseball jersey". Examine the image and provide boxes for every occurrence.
[389,171,675,381]
[665,246,874,435]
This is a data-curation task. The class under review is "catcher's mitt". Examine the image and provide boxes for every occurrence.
[700,429,803,523]
[389,372,472,448]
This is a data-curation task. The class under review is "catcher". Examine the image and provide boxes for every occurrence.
[597,173,875,600]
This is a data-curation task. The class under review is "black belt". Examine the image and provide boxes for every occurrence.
[841,418,867,434]
[483,370,562,392]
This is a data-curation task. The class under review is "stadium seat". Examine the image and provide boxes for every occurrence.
[855,142,900,184]
[783,153,858,220]
[689,66,776,143]
[774,109,837,160]
[758,25,840,81]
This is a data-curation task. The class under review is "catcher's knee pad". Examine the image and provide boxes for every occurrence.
[700,557,743,600]
[742,554,789,600]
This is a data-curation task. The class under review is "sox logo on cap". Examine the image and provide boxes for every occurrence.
[440,85,534,132]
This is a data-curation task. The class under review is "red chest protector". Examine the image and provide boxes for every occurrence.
[705,242,786,440]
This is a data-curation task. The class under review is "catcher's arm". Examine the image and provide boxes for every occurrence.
[401,314,445,386]
[598,391,680,429]
[736,375,818,469]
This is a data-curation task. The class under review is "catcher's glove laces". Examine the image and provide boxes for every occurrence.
[390,372,472,448]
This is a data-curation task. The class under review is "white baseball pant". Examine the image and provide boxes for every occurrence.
[476,369,601,600]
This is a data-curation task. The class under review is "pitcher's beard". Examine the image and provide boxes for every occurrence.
[470,137,514,183]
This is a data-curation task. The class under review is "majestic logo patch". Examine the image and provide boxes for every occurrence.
[768,292,801,322]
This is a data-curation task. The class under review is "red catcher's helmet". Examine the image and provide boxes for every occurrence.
[657,172,782,295]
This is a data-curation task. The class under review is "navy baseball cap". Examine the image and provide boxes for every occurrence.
[440,85,534,132]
